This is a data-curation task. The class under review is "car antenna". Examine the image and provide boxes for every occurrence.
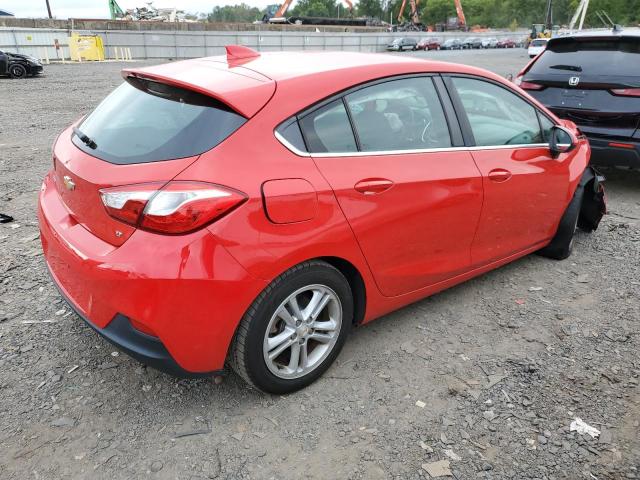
[225,45,260,62]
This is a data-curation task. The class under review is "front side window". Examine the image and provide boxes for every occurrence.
[299,99,357,154]
[452,77,543,146]
[345,77,451,152]
[539,113,555,142]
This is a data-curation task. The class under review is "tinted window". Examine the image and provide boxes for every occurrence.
[346,77,451,152]
[276,119,307,152]
[530,38,640,76]
[539,113,555,142]
[452,77,543,146]
[72,79,246,165]
[299,100,357,154]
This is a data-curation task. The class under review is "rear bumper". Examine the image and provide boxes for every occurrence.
[587,135,640,168]
[50,271,218,377]
[38,172,266,375]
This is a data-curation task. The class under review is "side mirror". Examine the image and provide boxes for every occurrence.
[549,125,577,158]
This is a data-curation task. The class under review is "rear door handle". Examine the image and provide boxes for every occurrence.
[354,178,394,195]
[488,168,512,183]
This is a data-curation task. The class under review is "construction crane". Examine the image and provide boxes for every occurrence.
[108,0,126,19]
[435,0,467,31]
[395,0,423,31]
[266,0,354,24]
[453,0,466,28]
[569,0,589,31]
[397,0,420,24]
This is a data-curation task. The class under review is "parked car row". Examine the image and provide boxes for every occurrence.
[388,37,525,52]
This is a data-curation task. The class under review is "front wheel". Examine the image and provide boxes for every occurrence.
[9,64,27,79]
[230,260,353,394]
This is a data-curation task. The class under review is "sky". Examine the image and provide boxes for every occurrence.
[1,0,275,18]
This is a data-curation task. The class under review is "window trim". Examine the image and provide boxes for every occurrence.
[274,135,549,159]
[274,73,558,157]
[276,73,461,157]
[442,73,558,148]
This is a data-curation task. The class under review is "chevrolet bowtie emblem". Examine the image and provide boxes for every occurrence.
[63,175,76,191]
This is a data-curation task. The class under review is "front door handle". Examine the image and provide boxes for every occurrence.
[354,178,394,195]
[488,168,512,183]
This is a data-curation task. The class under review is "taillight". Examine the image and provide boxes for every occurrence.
[610,88,640,97]
[519,80,544,91]
[99,181,246,234]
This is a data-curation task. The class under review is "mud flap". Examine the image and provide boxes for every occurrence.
[577,167,607,233]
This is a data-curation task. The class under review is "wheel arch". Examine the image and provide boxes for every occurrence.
[317,256,367,327]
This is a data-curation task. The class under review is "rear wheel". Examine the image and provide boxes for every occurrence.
[9,64,27,79]
[230,260,353,394]
[538,184,585,260]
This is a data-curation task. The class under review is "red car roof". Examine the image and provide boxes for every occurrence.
[124,49,511,118]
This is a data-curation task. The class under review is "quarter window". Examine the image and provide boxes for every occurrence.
[539,113,555,142]
[345,77,451,152]
[452,77,544,146]
[299,100,357,154]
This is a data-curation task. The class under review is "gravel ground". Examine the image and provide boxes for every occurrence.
[1,49,639,480]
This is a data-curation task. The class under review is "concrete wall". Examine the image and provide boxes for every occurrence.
[0,27,529,61]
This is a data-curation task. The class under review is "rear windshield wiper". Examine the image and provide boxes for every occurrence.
[549,64,583,72]
[73,127,97,149]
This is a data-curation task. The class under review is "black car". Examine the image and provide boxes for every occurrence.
[0,49,43,78]
[517,29,640,168]
[441,39,462,50]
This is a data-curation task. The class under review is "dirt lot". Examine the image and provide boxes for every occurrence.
[1,49,639,480]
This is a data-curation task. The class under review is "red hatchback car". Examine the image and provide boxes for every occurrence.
[39,47,605,393]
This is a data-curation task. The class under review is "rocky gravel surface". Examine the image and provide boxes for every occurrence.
[1,50,639,479]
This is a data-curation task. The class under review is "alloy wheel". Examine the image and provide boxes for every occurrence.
[263,284,342,380]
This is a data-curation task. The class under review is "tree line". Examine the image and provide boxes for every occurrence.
[206,0,640,27]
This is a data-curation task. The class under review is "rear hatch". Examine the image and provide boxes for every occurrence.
[522,34,640,138]
[52,60,274,247]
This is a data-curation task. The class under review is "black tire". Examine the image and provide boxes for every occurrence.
[230,260,353,394]
[9,64,27,79]
[538,184,585,260]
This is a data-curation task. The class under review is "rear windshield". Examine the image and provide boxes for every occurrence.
[530,39,547,47]
[72,78,246,164]
[530,38,640,77]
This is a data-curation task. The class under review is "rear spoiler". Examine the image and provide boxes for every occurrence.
[122,57,275,118]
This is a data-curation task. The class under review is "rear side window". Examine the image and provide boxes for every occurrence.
[530,38,640,76]
[452,77,543,146]
[299,100,357,154]
[346,77,451,152]
[72,79,246,165]
[276,118,306,152]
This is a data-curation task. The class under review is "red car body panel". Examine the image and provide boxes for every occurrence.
[38,51,591,374]
[312,150,483,296]
[469,146,575,266]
